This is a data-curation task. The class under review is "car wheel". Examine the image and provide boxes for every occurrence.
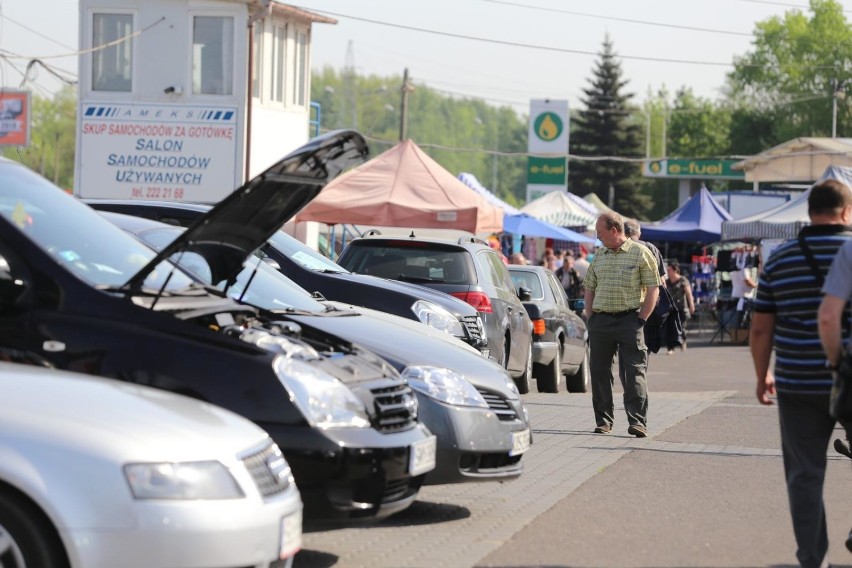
[0,490,68,568]
[535,342,562,393]
[566,344,590,393]
[513,340,532,395]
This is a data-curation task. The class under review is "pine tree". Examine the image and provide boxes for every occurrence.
[569,37,651,219]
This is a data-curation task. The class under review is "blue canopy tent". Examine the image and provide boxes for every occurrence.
[502,213,596,243]
[640,187,733,243]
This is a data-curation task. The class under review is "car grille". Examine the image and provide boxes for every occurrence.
[462,315,484,344]
[371,383,418,432]
[382,478,412,503]
[477,389,518,421]
[242,442,292,498]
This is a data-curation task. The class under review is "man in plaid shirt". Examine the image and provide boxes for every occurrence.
[584,212,660,437]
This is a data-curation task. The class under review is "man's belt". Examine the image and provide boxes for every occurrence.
[594,309,638,317]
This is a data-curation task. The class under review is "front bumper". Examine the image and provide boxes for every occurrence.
[64,485,302,568]
[532,339,558,366]
[263,422,434,521]
[415,392,530,485]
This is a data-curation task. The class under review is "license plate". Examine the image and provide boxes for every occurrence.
[408,435,437,476]
[279,509,302,560]
[510,428,531,456]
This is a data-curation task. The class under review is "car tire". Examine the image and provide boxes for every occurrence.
[513,341,532,395]
[566,344,590,393]
[535,342,562,393]
[0,490,68,568]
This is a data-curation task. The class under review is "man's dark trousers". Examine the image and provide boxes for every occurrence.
[588,311,649,429]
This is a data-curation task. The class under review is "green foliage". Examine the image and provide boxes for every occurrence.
[569,37,651,219]
[2,86,76,191]
[311,66,529,207]
[726,0,852,140]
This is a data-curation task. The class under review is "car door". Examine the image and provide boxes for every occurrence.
[480,250,530,372]
[544,271,585,365]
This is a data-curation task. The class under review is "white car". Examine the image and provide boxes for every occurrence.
[0,361,303,568]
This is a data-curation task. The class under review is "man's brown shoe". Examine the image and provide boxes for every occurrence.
[627,424,647,438]
[594,424,612,434]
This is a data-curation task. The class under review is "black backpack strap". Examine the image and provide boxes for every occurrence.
[798,235,824,288]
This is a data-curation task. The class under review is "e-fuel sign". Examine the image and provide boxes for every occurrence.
[528,156,566,184]
[643,159,744,180]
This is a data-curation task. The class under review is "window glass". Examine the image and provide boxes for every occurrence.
[0,163,193,291]
[292,28,308,106]
[251,21,262,97]
[192,16,234,95]
[510,271,544,299]
[271,24,287,103]
[92,13,133,92]
[546,272,569,306]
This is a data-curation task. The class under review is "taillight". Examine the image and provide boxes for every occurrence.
[533,319,546,335]
[451,291,493,313]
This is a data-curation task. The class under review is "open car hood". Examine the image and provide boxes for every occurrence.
[124,130,368,290]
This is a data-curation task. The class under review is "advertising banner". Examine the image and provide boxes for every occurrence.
[643,159,744,180]
[77,102,240,202]
[0,91,30,146]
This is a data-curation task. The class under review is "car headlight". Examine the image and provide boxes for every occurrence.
[402,365,488,408]
[411,300,465,337]
[274,355,370,429]
[124,461,243,500]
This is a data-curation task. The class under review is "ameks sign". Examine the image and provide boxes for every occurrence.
[76,103,240,203]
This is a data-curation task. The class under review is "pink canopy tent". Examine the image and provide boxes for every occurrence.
[295,139,503,234]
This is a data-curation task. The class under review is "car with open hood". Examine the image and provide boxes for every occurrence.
[0,362,302,568]
[82,200,488,355]
[101,211,532,485]
[0,131,435,521]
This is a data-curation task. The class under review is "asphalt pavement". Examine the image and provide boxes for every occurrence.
[294,331,852,568]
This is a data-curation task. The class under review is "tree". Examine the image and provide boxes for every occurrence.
[726,0,852,140]
[569,37,651,219]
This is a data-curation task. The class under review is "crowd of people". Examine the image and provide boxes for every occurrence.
[505,180,852,568]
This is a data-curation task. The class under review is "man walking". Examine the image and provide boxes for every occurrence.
[750,179,852,568]
[583,212,660,437]
[817,236,852,555]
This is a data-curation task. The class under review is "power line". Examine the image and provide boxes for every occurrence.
[296,7,838,70]
[477,0,753,37]
[0,13,75,51]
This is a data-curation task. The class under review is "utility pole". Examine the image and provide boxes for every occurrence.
[832,78,845,138]
[344,41,357,129]
[399,68,414,141]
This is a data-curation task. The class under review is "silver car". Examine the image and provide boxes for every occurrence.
[0,362,303,568]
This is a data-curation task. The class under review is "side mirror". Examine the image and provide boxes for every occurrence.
[517,286,532,302]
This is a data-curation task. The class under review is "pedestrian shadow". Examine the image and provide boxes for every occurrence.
[292,549,338,568]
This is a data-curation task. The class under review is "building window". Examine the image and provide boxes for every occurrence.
[292,28,308,107]
[192,16,234,95]
[271,24,287,103]
[92,13,133,92]
[251,21,263,98]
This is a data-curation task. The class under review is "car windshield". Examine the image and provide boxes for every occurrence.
[0,163,194,291]
[268,231,346,273]
[137,227,326,312]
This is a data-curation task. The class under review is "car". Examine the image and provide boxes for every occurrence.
[81,199,488,355]
[101,211,532,485]
[0,131,436,521]
[507,265,590,393]
[336,230,536,393]
[0,361,302,568]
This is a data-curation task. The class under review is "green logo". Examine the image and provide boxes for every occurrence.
[533,112,563,142]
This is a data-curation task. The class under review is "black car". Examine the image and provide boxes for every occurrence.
[81,199,487,355]
[508,265,590,393]
[337,231,535,393]
[0,131,437,521]
[102,211,532,485]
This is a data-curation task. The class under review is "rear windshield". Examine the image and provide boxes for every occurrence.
[339,241,476,285]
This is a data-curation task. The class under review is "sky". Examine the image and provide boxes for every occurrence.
[3,0,852,115]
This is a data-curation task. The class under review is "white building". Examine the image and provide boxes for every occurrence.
[74,0,334,204]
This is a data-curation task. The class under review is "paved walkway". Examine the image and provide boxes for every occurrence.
[295,388,733,568]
